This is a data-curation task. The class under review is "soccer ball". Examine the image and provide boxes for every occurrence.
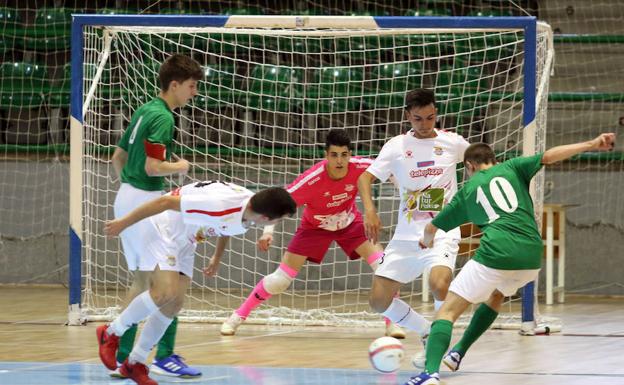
[368,336,404,373]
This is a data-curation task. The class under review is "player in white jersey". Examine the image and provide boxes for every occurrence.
[96,181,296,385]
[358,89,469,367]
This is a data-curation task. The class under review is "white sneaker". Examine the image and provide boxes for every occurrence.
[385,322,407,339]
[220,313,245,336]
[411,333,429,369]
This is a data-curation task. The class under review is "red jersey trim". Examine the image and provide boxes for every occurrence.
[186,207,242,217]
[144,140,167,161]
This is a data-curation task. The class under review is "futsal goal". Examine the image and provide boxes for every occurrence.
[68,14,556,332]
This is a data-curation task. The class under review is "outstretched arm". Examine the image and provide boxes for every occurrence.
[104,195,181,236]
[256,225,275,251]
[542,133,616,165]
[358,171,381,244]
[204,236,230,277]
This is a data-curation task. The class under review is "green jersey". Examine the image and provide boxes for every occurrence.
[118,98,175,191]
[432,153,544,270]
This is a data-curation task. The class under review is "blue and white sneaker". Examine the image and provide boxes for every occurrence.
[404,371,440,385]
[442,350,463,372]
[150,354,202,378]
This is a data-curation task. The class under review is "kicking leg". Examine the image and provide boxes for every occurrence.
[418,291,471,377]
[444,290,504,371]
[370,275,431,336]
[356,241,406,339]
[221,252,306,336]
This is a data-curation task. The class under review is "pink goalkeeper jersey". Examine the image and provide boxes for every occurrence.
[287,157,373,231]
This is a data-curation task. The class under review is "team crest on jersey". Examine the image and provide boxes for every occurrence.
[433,146,444,156]
[417,160,435,168]
[166,255,176,266]
[345,184,354,192]
[324,191,330,197]
[405,150,413,158]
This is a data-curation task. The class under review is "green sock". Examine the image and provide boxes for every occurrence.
[116,324,138,363]
[453,303,498,356]
[424,319,453,374]
[155,316,178,360]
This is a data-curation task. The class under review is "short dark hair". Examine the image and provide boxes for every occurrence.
[159,54,204,91]
[463,142,497,166]
[405,88,436,111]
[325,129,352,150]
[250,187,297,220]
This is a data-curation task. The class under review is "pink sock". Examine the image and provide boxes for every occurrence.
[236,278,272,319]
[367,251,384,265]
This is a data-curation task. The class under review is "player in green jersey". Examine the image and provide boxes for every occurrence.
[403,132,616,385]
[109,54,204,379]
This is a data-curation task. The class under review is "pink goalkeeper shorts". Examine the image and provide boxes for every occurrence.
[286,215,368,264]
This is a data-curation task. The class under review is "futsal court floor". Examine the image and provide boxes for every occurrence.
[0,286,622,385]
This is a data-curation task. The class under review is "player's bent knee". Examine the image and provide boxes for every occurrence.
[263,268,294,295]
[150,288,178,307]
[369,292,393,314]
[488,290,505,306]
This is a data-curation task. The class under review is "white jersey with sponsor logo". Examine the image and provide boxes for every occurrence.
[367,129,469,241]
[149,181,253,250]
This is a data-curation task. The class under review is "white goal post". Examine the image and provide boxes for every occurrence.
[68,14,555,331]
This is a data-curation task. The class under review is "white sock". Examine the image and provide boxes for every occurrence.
[129,310,173,364]
[109,291,159,336]
[382,298,431,335]
[434,299,444,312]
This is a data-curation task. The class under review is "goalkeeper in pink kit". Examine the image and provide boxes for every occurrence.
[221,129,405,338]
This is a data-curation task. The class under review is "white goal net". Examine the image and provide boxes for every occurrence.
[76,16,553,328]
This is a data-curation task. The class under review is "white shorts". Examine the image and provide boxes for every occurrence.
[449,259,540,304]
[141,218,196,277]
[375,237,459,284]
[113,183,163,271]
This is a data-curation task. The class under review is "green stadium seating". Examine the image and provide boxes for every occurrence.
[363,62,423,108]
[97,8,139,15]
[0,7,21,37]
[454,33,517,63]
[0,62,49,93]
[435,63,489,117]
[335,35,385,63]
[394,34,455,60]
[301,97,360,114]
[28,8,71,38]
[284,8,327,15]
[244,65,304,112]
[405,8,453,17]
[467,9,516,17]
[302,67,364,113]
[139,33,207,55]
[114,62,160,106]
[222,7,264,15]
[308,66,364,98]
[17,8,71,52]
[0,92,46,109]
[194,65,239,109]
[435,64,488,97]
